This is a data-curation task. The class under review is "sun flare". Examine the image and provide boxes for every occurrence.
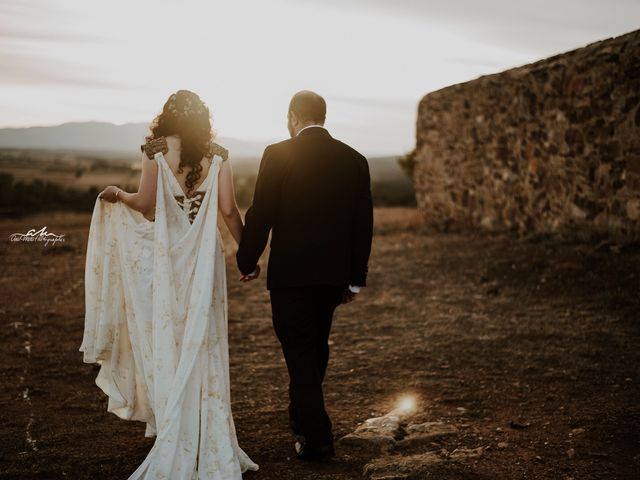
[395,393,419,417]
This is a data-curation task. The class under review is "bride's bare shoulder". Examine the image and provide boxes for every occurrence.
[205,141,229,162]
[140,136,169,160]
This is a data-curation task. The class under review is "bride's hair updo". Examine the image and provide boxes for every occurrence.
[146,90,215,196]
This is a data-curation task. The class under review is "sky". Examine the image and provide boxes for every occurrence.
[0,0,638,155]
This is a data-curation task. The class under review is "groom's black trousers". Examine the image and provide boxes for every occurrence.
[269,285,344,447]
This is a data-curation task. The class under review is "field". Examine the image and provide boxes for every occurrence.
[1,208,639,479]
[0,149,416,217]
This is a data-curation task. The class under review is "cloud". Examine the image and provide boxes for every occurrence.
[301,0,640,55]
[0,25,106,43]
[328,96,418,110]
[443,57,509,69]
[0,0,114,87]
[0,0,61,18]
[1,0,636,155]
[0,0,108,43]
[0,49,131,89]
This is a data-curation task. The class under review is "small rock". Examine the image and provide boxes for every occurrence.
[627,199,640,220]
[570,428,585,436]
[510,420,531,429]
[587,451,609,458]
[567,448,576,459]
[363,452,443,479]
[339,433,396,452]
[363,445,488,478]
[340,414,402,452]
[405,421,458,437]
[397,421,458,449]
[497,442,509,449]
[369,475,409,480]
[448,446,485,460]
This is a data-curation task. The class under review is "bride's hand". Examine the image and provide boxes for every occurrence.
[239,265,260,282]
[99,186,120,203]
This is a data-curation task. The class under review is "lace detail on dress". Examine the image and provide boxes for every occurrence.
[140,137,169,160]
[174,191,206,224]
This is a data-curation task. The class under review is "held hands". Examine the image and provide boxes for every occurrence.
[239,265,261,283]
[99,186,120,203]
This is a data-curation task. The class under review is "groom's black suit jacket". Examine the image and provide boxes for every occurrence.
[236,126,373,290]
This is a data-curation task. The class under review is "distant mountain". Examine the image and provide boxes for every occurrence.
[0,121,411,187]
[0,121,269,159]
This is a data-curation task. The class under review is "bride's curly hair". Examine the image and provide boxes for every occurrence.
[146,90,215,196]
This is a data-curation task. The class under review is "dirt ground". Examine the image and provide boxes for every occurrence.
[1,207,639,480]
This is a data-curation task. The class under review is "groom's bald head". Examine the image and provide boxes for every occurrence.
[287,90,326,137]
[289,90,326,124]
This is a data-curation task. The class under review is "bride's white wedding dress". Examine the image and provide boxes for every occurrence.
[79,141,259,479]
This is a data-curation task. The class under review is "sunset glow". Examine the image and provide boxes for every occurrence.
[1,0,638,155]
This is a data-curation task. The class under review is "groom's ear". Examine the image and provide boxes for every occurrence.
[287,111,298,137]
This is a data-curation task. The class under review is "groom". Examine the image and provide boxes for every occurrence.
[237,90,373,461]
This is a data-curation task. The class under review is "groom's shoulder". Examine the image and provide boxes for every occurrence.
[332,137,368,163]
[269,137,294,150]
[262,138,293,158]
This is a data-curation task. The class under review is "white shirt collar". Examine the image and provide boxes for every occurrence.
[296,125,326,136]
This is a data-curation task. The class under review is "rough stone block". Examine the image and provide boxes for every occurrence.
[413,29,640,242]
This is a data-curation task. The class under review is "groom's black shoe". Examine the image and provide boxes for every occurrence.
[294,440,335,462]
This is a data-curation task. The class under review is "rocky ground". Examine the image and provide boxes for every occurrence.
[1,208,639,479]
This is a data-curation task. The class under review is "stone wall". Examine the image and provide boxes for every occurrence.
[413,29,640,241]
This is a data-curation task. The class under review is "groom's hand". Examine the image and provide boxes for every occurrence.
[240,265,261,282]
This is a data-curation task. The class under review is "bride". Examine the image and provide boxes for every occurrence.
[79,90,259,479]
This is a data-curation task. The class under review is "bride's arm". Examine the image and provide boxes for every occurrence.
[218,159,243,244]
[100,151,157,218]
